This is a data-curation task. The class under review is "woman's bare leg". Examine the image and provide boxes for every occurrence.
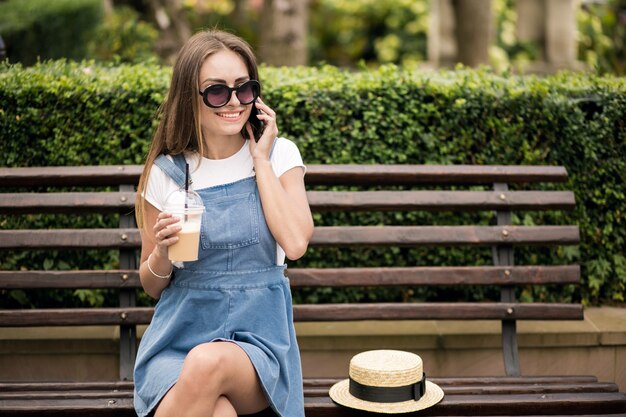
[154,341,269,417]
[213,396,237,417]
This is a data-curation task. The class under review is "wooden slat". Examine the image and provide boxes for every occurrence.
[0,391,134,400]
[0,303,583,326]
[2,383,619,400]
[0,382,619,400]
[305,164,570,185]
[407,375,601,386]
[0,382,134,392]
[303,376,604,388]
[0,190,576,214]
[431,391,626,415]
[1,377,623,416]
[0,165,569,188]
[0,398,135,416]
[2,391,624,416]
[293,303,584,321]
[304,393,626,415]
[310,226,580,246]
[0,226,580,250]
[308,191,576,212]
[0,229,141,249]
[286,265,581,287]
[0,266,579,290]
[303,383,620,396]
[0,308,153,327]
[0,271,140,289]
[0,193,135,214]
[0,376,602,393]
[0,166,142,188]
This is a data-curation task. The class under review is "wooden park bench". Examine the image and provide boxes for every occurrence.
[0,164,625,416]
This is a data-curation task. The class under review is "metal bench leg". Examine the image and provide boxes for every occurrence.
[494,183,521,377]
[119,184,138,381]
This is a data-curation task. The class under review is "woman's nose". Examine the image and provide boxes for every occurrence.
[226,89,241,106]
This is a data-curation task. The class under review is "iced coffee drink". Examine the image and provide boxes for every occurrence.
[164,189,204,262]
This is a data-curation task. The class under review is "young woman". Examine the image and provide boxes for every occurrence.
[133,30,313,417]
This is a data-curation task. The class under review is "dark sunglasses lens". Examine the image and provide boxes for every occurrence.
[202,81,260,107]
[205,85,230,107]
[236,81,259,104]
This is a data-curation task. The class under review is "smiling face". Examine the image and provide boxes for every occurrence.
[198,48,253,142]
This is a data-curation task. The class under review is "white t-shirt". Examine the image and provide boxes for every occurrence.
[144,137,305,265]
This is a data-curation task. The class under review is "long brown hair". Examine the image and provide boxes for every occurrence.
[135,30,259,228]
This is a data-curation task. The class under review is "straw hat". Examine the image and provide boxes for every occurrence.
[329,350,444,414]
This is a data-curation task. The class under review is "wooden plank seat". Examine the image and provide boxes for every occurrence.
[0,164,625,416]
[1,376,625,416]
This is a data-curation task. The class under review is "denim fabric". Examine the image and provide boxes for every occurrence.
[134,152,304,417]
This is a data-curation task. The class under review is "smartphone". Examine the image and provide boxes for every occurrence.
[242,103,265,142]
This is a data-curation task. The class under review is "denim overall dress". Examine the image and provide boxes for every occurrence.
[133,151,304,417]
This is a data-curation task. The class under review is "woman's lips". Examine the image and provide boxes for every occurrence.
[216,111,244,122]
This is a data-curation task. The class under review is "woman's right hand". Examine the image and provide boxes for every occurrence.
[152,212,182,258]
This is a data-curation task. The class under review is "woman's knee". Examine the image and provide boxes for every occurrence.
[178,343,228,391]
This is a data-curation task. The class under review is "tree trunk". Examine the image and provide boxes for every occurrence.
[452,0,493,67]
[429,0,457,66]
[231,0,247,29]
[102,0,114,16]
[259,0,308,66]
[545,0,576,65]
[516,0,545,57]
[147,0,192,64]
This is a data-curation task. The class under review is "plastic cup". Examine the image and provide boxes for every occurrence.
[164,189,204,262]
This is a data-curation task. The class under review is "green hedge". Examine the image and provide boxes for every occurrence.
[0,61,624,306]
[0,0,102,65]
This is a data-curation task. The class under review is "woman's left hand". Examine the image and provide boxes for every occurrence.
[247,98,278,161]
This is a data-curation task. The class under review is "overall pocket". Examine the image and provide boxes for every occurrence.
[201,192,260,249]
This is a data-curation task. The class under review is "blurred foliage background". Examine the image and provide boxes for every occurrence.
[0,0,624,74]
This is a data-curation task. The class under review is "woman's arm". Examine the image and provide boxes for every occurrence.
[254,163,313,260]
[248,99,314,260]
[138,202,181,299]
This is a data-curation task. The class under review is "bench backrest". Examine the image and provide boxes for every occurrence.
[0,164,581,379]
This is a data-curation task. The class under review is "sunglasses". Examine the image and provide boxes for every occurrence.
[198,79,261,108]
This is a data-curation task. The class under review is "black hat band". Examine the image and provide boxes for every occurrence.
[348,373,426,403]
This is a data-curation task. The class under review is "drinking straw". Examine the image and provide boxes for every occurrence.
[185,163,189,195]
[184,163,189,222]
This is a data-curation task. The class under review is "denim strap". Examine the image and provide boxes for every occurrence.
[268,138,280,263]
[153,154,189,189]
